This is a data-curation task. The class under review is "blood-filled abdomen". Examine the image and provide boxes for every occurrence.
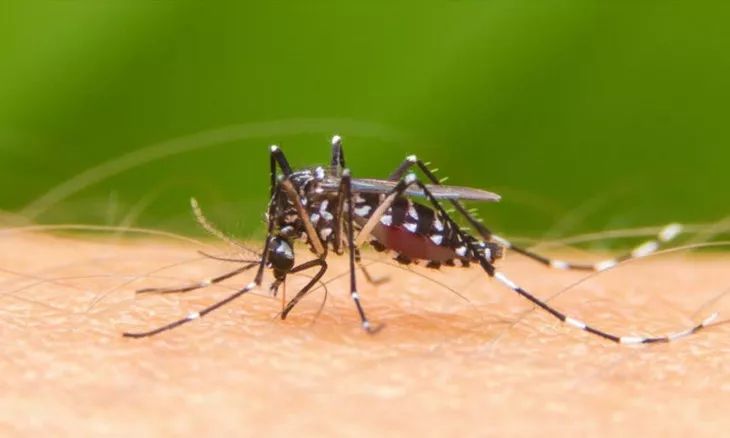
[370,223,456,262]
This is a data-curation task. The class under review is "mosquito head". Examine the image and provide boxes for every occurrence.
[268,236,295,281]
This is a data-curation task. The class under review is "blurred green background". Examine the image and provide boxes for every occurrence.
[1,2,728,241]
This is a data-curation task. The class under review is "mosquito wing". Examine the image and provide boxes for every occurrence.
[320,177,501,202]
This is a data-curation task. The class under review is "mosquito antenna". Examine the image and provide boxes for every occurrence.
[190,198,260,257]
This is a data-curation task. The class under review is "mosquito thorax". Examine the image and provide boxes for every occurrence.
[276,166,342,249]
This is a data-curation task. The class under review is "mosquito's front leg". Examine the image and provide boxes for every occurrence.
[124,178,290,338]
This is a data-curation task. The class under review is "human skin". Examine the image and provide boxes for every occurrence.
[0,232,729,436]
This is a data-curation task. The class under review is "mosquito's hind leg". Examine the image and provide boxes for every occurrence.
[490,223,683,272]
[409,177,718,345]
[387,153,682,272]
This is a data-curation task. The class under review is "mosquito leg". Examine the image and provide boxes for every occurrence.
[334,140,402,280]
[243,147,295,288]
[414,158,681,270]
[488,268,717,344]
[343,169,383,333]
[127,214,276,338]
[126,250,269,338]
[269,145,293,197]
[136,263,258,295]
[412,178,717,344]
[123,281,259,338]
[331,156,347,255]
[387,154,418,181]
[126,175,288,338]
[280,259,328,319]
[393,154,683,271]
[386,154,496,239]
[330,134,377,270]
[490,223,683,272]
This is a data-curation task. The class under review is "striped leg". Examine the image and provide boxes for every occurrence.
[410,177,718,344]
[123,281,259,338]
[269,144,293,195]
[343,168,385,333]
[136,262,258,295]
[326,146,387,280]
[491,223,683,272]
[124,203,277,338]
[388,154,682,271]
[330,153,347,255]
[489,270,717,344]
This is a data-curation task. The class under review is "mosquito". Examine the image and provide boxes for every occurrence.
[123,135,717,343]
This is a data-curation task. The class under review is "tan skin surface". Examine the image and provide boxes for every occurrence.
[0,232,729,436]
